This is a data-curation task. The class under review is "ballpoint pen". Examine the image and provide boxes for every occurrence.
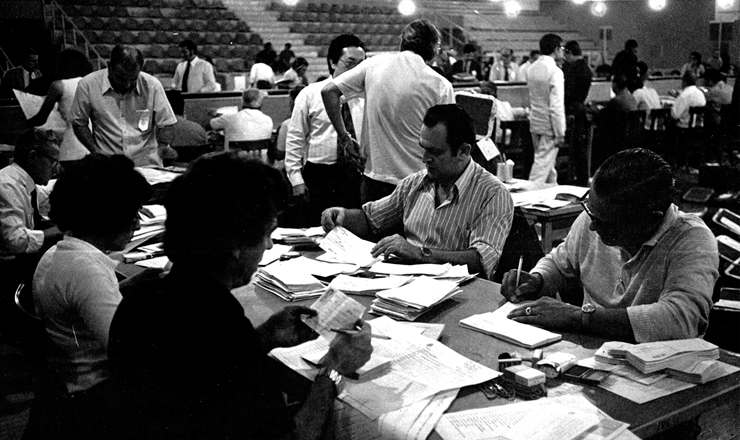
[515,255,523,288]
[330,328,391,340]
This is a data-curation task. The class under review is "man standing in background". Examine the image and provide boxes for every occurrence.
[563,40,592,185]
[171,40,217,93]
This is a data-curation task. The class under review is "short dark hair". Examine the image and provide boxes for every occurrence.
[462,43,477,54]
[110,44,144,69]
[23,47,38,58]
[564,40,581,56]
[423,104,476,155]
[400,19,440,62]
[255,79,272,89]
[56,48,93,80]
[529,49,540,58]
[539,33,563,56]
[178,39,197,53]
[690,51,702,63]
[704,68,725,84]
[164,152,288,262]
[14,128,59,165]
[291,57,308,71]
[479,81,498,97]
[612,73,629,90]
[637,61,649,77]
[289,84,305,101]
[49,154,151,235]
[165,90,184,115]
[327,34,364,74]
[592,148,674,214]
[625,39,638,50]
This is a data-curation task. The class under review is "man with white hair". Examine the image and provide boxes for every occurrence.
[209,88,273,150]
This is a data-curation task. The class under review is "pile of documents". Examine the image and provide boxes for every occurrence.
[271,227,326,245]
[255,259,327,301]
[371,276,462,321]
[319,226,379,267]
[459,301,562,349]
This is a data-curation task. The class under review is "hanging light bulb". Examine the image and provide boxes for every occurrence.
[398,0,416,16]
[283,0,298,6]
[572,0,587,4]
[649,0,666,11]
[591,1,607,17]
[504,1,521,17]
[718,0,735,10]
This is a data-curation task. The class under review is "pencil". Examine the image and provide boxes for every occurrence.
[330,328,391,340]
[515,255,523,288]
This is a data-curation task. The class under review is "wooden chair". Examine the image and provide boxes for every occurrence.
[625,110,647,149]
[229,139,273,162]
[498,119,534,179]
[642,108,672,158]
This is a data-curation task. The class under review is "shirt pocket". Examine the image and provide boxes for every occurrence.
[135,109,152,132]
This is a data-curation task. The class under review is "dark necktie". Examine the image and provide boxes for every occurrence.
[504,66,509,81]
[182,61,191,93]
[30,189,42,228]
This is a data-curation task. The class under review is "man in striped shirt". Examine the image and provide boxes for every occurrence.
[321,104,514,280]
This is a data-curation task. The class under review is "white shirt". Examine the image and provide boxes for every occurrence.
[489,61,520,82]
[333,51,455,185]
[33,236,121,393]
[285,78,364,187]
[210,108,273,149]
[633,83,662,110]
[518,60,533,83]
[527,55,566,138]
[249,63,275,87]
[0,163,49,257]
[671,85,706,128]
[171,56,217,93]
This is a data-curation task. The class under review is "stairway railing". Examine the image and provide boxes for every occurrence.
[45,0,106,70]
[0,45,15,76]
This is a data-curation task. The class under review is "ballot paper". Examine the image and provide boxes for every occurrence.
[258,244,293,266]
[320,226,379,267]
[334,389,458,440]
[622,338,719,374]
[329,275,413,296]
[459,301,562,349]
[436,394,632,440]
[139,204,167,226]
[134,167,182,185]
[282,256,358,278]
[134,255,171,270]
[303,287,366,341]
[271,227,325,244]
[370,262,452,277]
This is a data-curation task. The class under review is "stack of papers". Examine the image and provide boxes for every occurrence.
[135,167,181,185]
[459,301,562,349]
[255,259,327,301]
[271,227,326,244]
[123,242,165,263]
[594,341,634,365]
[329,274,412,296]
[510,185,589,208]
[665,357,728,384]
[139,204,167,226]
[370,262,452,276]
[371,276,461,321]
[622,338,719,374]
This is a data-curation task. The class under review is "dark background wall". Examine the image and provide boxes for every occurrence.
[1,0,51,74]
[540,0,732,71]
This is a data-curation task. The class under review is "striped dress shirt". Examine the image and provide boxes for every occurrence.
[362,160,514,279]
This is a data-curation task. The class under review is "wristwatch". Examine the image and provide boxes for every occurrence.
[581,303,596,328]
[420,246,433,259]
[318,367,343,395]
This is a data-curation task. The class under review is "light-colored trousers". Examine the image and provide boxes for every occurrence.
[528,133,559,184]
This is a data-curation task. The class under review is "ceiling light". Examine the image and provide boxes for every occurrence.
[398,0,416,16]
[283,0,299,6]
[718,0,735,9]
[649,0,666,11]
[504,1,521,17]
[591,1,607,17]
[572,0,587,4]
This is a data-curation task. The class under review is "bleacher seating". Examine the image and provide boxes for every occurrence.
[54,0,263,75]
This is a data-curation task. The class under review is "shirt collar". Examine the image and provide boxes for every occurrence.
[422,159,475,203]
[10,163,35,195]
[102,68,142,96]
[59,235,120,271]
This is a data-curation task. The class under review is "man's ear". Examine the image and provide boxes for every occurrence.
[458,143,472,157]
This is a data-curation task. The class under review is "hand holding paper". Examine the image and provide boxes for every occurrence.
[257,305,319,351]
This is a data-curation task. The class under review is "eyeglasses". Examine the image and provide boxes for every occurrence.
[338,58,363,69]
[579,190,646,230]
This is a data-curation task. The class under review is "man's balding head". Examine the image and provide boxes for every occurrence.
[400,19,440,62]
[109,45,143,94]
[242,88,265,109]
[14,128,61,185]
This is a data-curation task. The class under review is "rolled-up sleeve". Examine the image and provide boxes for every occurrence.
[285,89,311,187]
[471,188,513,279]
[0,182,44,254]
[627,227,718,342]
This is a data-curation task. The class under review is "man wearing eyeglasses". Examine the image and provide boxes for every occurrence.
[0,128,64,337]
[502,149,718,343]
[285,34,366,224]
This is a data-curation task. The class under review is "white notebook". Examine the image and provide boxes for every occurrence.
[459,302,562,349]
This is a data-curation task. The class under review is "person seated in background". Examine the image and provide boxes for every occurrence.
[31,154,151,439]
[321,104,513,280]
[680,51,705,79]
[671,70,706,128]
[158,90,207,147]
[489,48,519,82]
[632,61,662,111]
[1,47,42,93]
[208,88,273,150]
[171,39,217,93]
[278,57,309,89]
[517,50,539,83]
[249,53,275,88]
[286,34,366,225]
[702,68,733,128]
[0,128,64,339]
[450,43,482,81]
[108,152,372,440]
[502,148,718,343]
[592,74,637,170]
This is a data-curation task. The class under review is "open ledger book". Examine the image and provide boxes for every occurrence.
[459,301,562,348]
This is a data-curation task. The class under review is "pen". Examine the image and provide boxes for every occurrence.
[330,328,392,340]
[515,255,523,288]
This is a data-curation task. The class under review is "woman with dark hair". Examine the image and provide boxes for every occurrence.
[28,48,94,168]
[30,154,151,439]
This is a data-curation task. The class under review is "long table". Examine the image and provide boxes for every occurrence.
[231,277,740,439]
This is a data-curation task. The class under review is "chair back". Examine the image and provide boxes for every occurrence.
[172,143,217,163]
[14,283,39,320]
[493,213,545,284]
[625,110,647,148]
[645,108,671,131]
[229,139,272,159]
[688,106,706,129]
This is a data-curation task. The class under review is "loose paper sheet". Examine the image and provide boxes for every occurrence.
[258,244,292,266]
[303,287,366,341]
[320,226,379,267]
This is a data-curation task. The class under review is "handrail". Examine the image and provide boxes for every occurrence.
[46,0,106,70]
[417,8,477,49]
[0,45,15,76]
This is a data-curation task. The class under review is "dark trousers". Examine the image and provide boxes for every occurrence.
[567,105,590,185]
[303,161,361,224]
[360,175,396,204]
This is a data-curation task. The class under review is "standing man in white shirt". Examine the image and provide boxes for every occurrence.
[321,19,455,203]
[527,34,566,184]
[171,40,217,93]
[285,34,366,224]
[489,48,519,82]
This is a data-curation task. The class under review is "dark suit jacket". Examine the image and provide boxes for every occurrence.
[1,67,41,91]
[451,59,483,81]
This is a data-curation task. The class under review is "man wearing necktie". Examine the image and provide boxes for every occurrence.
[0,128,64,338]
[172,40,217,94]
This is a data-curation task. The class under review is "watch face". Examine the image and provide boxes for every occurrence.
[582,303,596,313]
[421,247,432,257]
